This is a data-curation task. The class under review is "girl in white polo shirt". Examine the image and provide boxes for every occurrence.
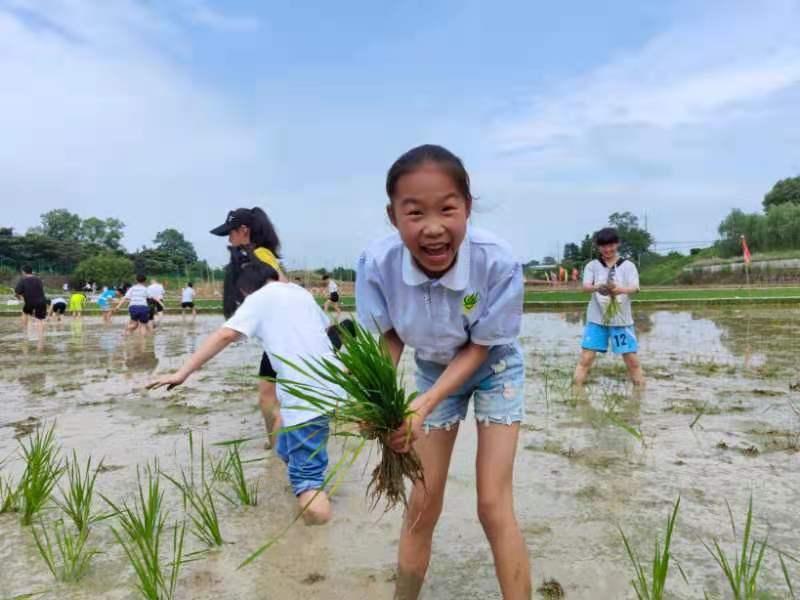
[356,144,530,600]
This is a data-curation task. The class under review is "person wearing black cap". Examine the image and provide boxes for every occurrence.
[211,207,286,446]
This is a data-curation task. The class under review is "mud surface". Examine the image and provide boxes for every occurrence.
[0,308,799,599]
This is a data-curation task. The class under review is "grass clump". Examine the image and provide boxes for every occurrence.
[703,496,767,600]
[104,463,186,600]
[31,517,99,582]
[55,452,106,531]
[216,441,258,507]
[1,472,19,514]
[18,423,64,526]
[620,496,686,599]
[276,321,424,511]
[162,433,224,547]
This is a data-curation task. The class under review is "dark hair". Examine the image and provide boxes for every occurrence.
[237,264,280,297]
[248,207,281,258]
[187,282,194,287]
[136,274,147,283]
[386,144,472,203]
[595,228,620,246]
[322,274,330,280]
[22,265,33,274]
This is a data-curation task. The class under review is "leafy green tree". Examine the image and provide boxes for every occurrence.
[0,227,13,236]
[763,176,800,211]
[607,211,653,259]
[563,243,581,262]
[131,248,181,275]
[542,256,556,265]
[40,209,82,241]
[153,229,198,266]
[102,218,125,250]
[73,255,135,286]
[79,217,108,245]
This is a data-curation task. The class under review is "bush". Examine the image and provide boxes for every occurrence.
[73,254,134,287]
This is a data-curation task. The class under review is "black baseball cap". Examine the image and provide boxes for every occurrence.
[210,209,253,236]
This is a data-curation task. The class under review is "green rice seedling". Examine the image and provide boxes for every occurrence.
[619,497,686,600]
[31,517,99,582]
[55,452,106,532]
[18,423,64,526]
[703,496,768,600]
[780,552,796,599]
[216,443,258,507]
[162,434,224,547]
[104,463,186,600]
[1,473,19,513]
[274,320,424,511]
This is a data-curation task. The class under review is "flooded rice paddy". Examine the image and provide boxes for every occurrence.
[0,308,798,599]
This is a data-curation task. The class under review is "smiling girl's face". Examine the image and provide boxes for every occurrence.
[388,162,471,278]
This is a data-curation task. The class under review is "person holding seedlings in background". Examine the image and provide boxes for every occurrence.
[356,144,530,600]
[146,277,166,324]
[68,289,86,320]
[322,274,342,321]
[113,274,152,336]
[573,227,644,387]
[210,207,288,448]
[181,281,197,320]
[49,295,67,322]
[147,264,342,525]
[15,265,47,337]
[96,285,117,324]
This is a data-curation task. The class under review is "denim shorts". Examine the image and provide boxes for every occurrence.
[275,416,329,496]
[581,322,638,354]
[415,343,525,431]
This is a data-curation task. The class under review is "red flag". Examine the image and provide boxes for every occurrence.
[741,235,751,264]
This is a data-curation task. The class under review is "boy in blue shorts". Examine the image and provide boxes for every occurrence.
[574,227,645,387]
[147,265,344,525]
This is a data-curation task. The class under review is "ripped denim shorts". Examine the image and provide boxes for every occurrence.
[415,343,525,432]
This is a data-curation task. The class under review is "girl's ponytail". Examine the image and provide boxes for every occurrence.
[249,207,281,258]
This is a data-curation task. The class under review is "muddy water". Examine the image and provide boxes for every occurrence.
[0,308,798,599]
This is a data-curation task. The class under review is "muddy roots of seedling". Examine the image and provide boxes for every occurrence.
[367,437,425,512]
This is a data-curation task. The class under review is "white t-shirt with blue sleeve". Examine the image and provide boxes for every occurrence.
[356,227,524,365]
[223,282,344,427]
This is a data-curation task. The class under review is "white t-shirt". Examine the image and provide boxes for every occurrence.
[583,258,639,326]
[51,297,66,305]
[125,284,149,307]
[224,282,343,427]
[181,287,195,303]
[327,280,338,295]
[147,283,165,300]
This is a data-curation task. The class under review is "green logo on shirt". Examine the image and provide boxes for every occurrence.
[463,292,480,313]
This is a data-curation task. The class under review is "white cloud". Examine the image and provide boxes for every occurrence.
[0,1,265,265]
[188,3,260,33]
[495,1,800,151]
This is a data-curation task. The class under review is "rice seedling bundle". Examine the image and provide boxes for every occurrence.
[601,265,622,326]
[276,321,424,512]
[55,452,106,532]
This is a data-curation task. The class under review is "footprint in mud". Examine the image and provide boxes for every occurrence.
[3,416,39,439]
[302,573,326,585]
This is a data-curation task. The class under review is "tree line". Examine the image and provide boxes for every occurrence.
[0,209,213,285]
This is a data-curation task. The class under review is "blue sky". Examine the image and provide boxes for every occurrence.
[1,0,799,269]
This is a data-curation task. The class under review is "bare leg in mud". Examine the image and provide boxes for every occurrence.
[622,352,645,387]
[573,349,596,387]
[476,422,531,599]
[395,426,459,600]
[259,380,281,449]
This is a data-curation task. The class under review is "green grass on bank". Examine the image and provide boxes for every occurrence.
[3,287,800,315]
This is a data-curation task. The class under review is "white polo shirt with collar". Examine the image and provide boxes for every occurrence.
[356,227,524,365]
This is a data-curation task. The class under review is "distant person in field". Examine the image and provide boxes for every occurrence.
[148,263,348,525]
[210,206,288,448]
[96,286,117,325]
[15,265,47,337]
[68,290,87,320]
[322,274,342,320]
[181,282,197,320]
[573,227,645,387]
[146,277,166,324]
[114,274,152,336]
[49,295,67,322]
